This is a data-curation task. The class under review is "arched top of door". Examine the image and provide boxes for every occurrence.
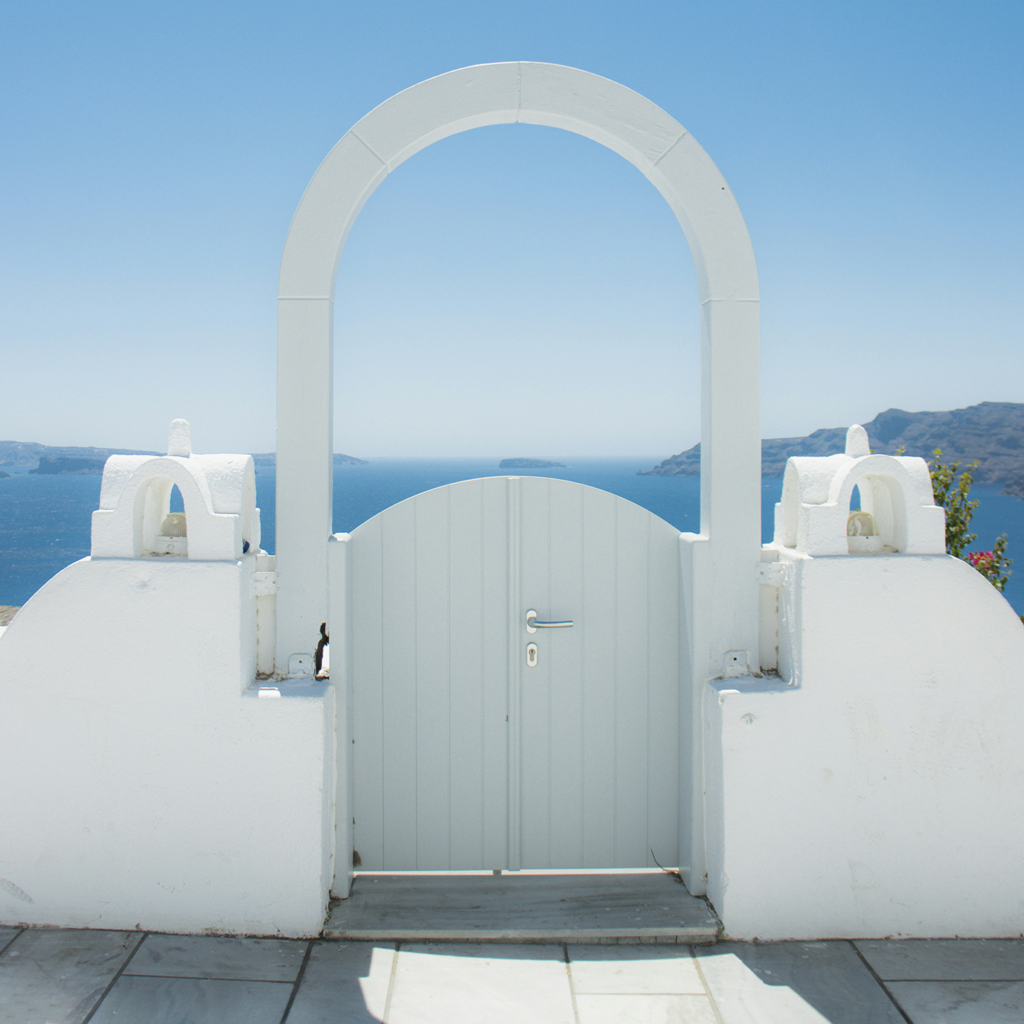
[278,62,758,304]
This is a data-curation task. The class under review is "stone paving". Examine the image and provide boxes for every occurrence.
[1,925,1022,1022]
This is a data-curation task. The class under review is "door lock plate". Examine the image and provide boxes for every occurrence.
[526,643,538,668]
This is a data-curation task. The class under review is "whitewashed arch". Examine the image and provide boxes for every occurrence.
[276,62,761,677]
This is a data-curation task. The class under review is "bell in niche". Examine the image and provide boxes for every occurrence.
[154,512,188,557]
[847,510,883,554]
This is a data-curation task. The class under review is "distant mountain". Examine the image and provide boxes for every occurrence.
[640,403,1024,496]
[0,441,367,471]
[0,441,159,468]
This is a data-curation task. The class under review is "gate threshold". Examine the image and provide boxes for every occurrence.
[323,871,721,944]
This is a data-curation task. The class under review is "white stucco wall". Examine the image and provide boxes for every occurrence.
[705,551,1024,940]
[0,555,333,936]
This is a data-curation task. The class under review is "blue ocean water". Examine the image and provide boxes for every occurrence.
[2,459,1023,614]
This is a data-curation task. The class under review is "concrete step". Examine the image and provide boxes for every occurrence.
[323,871,721,944]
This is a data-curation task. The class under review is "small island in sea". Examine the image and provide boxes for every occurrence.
[499,458,567,469]
[251,452,367,468]
[30,456,107,475]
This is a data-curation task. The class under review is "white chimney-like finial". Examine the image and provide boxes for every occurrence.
[167,419,192,458]
[845,424,870,458]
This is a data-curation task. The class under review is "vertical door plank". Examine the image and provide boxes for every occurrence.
[646,519,681,868]
[614,500,650,867]
[580,487,617,867]
[505,477,522,870]
[413,487,452,868]
[481,478,511,868]
[447,480,486,869]
[518,478,552,866]
[546,479,584,867]
[351,515,385,869]
[380,499,419,868]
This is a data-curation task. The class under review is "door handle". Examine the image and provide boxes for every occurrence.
[525,609,574,634]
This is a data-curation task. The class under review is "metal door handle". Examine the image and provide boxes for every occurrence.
[526,609,574,634]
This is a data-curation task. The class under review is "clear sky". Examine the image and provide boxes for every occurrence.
[2,1,1021,459]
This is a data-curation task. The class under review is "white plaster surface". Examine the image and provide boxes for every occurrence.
[0,554,333,936]
[704,551,1024,940]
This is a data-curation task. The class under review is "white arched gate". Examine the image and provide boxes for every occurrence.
[338,476,683,872]
[288,62,762,894]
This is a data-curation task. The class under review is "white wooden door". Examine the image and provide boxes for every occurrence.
[348,476,683,871]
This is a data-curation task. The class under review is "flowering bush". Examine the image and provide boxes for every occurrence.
[929,449,1012,592]
[965,537,1012,592]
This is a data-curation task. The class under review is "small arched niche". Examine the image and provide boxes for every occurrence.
[134,477,193,558]
[843,471,908,554]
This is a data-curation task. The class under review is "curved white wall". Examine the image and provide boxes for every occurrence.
[706,552,1024,939]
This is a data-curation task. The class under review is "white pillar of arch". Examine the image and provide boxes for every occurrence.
[276,63,760,882]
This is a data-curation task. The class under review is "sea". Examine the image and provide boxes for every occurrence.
[2,457,1024,615]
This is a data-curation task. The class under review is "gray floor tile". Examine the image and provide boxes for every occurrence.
[886,980,1024,1023]
[127,932,307,981]
[696,941,903,1023]
[284,941,394,1023]
[569,944,705,994]
[0,928,143,1024]
[0,928,20,952]
[89,975,293,1023]
[575,993,718,1023]
[387,942,576,1024]
[855,939,1024,981]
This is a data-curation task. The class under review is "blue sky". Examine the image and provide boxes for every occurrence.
[2,1,1021,458]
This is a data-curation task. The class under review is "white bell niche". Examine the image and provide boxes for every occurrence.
[91,419,261,561]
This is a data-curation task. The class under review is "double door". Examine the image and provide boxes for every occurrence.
[347,475,683,870]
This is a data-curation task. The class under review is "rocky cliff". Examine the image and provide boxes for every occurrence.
[641,403,1024,495]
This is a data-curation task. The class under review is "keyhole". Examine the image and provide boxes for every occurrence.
[526,643,538,668]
